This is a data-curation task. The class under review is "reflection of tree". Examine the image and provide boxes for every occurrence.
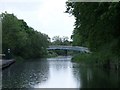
[51,61,69,71]
[2,59,50,88]
[48,57,70,71]
[72,65,120,88]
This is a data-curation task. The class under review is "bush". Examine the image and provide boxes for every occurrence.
[72,51,120,70]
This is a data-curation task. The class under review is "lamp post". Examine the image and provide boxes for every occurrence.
[8,49,10,53]
[7,48,11,59]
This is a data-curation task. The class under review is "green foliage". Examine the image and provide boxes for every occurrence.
[66,2,120,68]
[51,36,71,45]
[2,12,50,59]
[47,51,58,58]
[66,2,120,50]
[72,51,120,69]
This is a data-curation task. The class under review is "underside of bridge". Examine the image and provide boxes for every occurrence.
[48,49,67,56]
[48,49,80,56]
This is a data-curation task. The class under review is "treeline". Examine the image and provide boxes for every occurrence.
[51,36,71,45]
[1,12,50,59]
[66,2,120,69]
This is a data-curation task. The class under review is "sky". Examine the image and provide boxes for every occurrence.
[0,0,75,41]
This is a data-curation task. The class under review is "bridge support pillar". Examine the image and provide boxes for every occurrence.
[65,50,67,56]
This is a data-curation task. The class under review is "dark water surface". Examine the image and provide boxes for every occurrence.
[2,56,120,88]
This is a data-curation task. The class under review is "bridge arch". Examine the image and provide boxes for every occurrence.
[47,45,90,55]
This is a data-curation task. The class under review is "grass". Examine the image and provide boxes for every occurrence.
[72,51,120,70]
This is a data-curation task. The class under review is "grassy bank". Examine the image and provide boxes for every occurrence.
[72,52,120,70]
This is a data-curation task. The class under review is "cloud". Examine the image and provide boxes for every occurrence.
[0,0,42,3]
[0,0,75,40]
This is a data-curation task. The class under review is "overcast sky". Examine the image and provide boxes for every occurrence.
[0,0,75,40]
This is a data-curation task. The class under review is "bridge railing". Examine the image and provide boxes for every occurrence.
[47,45,91,53]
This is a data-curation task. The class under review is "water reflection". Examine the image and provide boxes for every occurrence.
[2,56,120,88]
[34,56,78,88]
[72,65,120,88]
[2,60,49,88]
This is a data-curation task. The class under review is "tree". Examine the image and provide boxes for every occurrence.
[52,36,62,45]
[2,12,50,59]
[65,2,120,66]
[65,2,120,52]
[51,36,70,45]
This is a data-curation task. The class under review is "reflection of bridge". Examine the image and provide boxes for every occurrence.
[47,45,90,53]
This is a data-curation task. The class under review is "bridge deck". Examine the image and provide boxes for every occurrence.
[47,45,90,53]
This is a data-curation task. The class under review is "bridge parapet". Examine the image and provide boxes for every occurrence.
[47,45,90,53]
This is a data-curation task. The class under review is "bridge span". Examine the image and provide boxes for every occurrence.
[47,45,90,53]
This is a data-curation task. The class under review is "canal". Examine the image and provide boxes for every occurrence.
[2,56,120,88]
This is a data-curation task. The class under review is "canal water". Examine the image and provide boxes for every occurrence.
[2,56,120,88]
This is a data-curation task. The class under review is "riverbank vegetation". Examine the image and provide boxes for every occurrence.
[66,2,120,70]
[1,12,50,59]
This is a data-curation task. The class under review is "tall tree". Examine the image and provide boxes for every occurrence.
[66,2,120,53]
[2,12,50,59]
